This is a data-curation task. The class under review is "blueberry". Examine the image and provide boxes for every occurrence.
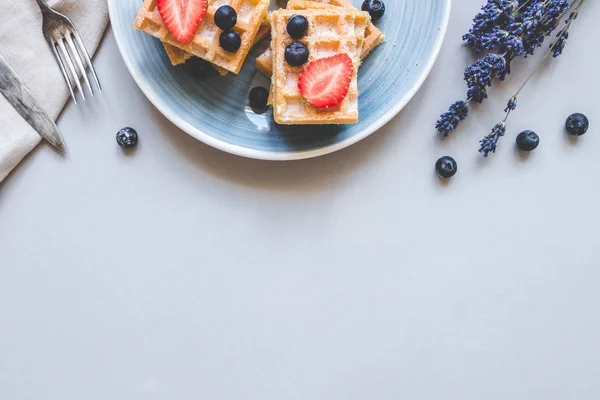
[287,15,309,39]
[516,130,539,152]
[361,0,385,21]
[219,30,241,52]
[214,5,237,31]
[435,156,457,179]
[285,41,309,66]
[249,87,270,114]
[183,57,216,78]
[116,127,138,148]
[566,113,589,136]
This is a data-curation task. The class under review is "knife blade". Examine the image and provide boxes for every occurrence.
[0,55,66,152]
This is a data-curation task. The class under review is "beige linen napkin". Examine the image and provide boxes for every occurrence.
[0,0,109,182]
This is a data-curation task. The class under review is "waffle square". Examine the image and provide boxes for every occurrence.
[271,8,369,125]
[256,0,383,77]
[134,0,270,74]
[255,46,272,76]
[162,23,271,77]
[162,11,271,68]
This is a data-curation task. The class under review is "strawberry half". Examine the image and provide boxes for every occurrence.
[157,0,207,43]
[298,54,354,109]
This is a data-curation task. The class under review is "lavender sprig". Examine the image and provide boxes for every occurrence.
[479,122,506,156]
[436,101,470,136]
[504,95,517,112]
[479,0,585,156]
[553,7,580,57]
[434,52,509,134]
[463,0,521,51]
[464,54,508,103]
[436,0,576,136]
[464,0,546,53]
[466,0,568,56]
[520,0,570,56]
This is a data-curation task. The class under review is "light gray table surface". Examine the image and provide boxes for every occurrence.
[1,2,599,399]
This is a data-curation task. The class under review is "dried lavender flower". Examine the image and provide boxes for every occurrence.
[521,0,570,56]
[552,7,580,57]
[478,0,586,157]
[479,122,506,156]
[436,0,585,135]
[504,96,517,112]
[436,101,469,136]
[464,54,507,103]
[552,31,569,57]
[436,0,584,148]
[463,0,520,51]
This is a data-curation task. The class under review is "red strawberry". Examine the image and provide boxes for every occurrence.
[298,53,354,108]
[157,0,207,43]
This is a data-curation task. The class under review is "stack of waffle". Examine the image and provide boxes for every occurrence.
[163,19,271,74]
[256,0,384,76]
[133,0,384,125]
[134,0,270,74]
[268,0,383,124]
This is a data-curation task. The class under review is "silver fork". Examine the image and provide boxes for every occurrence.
[35,0,101,105]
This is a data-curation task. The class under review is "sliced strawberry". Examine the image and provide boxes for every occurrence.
[157,0,207,43]
[298,54,354,109]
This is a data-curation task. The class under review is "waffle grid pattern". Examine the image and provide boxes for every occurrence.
[162,11,271,68]
[134,0,270,74]
[256,0,382,77]
[271,8,368,125]
[163,23,271,77]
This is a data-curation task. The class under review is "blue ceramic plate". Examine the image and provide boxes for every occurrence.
[108,0,451,160]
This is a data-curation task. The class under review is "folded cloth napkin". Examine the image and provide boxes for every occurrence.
[0,0,109,182]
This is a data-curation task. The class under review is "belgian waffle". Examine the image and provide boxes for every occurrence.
[134,0,270,74]
[255,46,272,76]
[256,0,383,77]
[162,12,271,68]
[271,8,369,124]
[289,0,383,59]
[163,23,271,76]
[324,0,384,58]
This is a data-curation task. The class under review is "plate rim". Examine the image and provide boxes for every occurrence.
[108,0,452,161]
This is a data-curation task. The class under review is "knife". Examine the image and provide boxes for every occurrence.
[0,55,66,152]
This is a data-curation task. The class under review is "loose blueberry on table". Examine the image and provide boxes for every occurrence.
[214,5,237,31]
[285,41,309,66]
[565,113,589,136]
[516,130,539,152]
[220,30,241,52]
[361,0,385,21]
[116,127,138,148]
[249,87,270,114]
[287,15,309,39]
[435,156,457,179]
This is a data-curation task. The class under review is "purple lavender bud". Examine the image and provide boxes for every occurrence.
[436,101,470,136]
[479,122,507,157]
[504,96,517,112]
[552,31,569,57]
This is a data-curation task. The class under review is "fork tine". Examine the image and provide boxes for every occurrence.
[49,40,77,105]
[56,37,85,101]
[65,33,93,97]
[71,29,101,92]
